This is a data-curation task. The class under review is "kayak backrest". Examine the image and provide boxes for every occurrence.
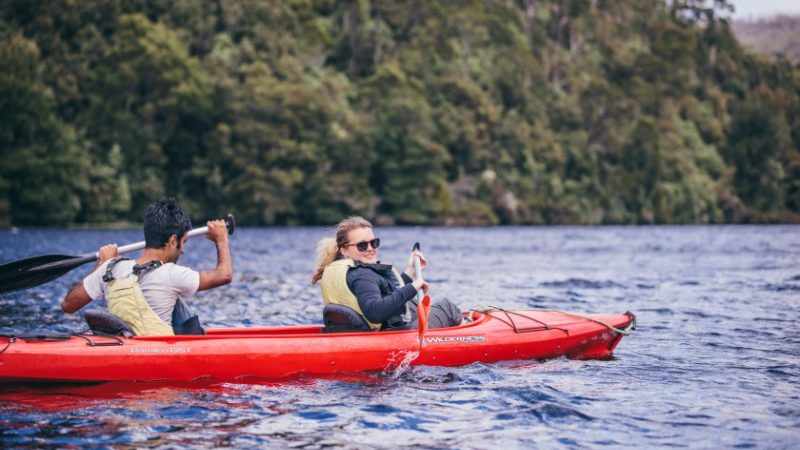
[171,298,205,336]
[322,304,373,333]
[84,309,136,338]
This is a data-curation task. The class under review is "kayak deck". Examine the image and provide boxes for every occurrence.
[0,310,635,383]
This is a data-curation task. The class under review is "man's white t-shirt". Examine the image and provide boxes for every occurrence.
[83,259,200,325]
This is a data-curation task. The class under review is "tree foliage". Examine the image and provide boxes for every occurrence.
[0,0,797,226]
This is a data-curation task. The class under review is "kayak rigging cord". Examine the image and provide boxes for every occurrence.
[0,331,124,352]
[73,330,124,346]
[471,307,570,334]
[469,306,636,336]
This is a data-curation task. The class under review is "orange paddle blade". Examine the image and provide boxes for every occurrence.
[417,295,431,345]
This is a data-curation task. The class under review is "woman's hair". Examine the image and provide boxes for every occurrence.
[310,216,373,284]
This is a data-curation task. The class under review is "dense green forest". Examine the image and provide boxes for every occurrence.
[1,0,798,226]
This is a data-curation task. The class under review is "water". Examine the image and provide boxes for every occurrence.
[1,226,798,448]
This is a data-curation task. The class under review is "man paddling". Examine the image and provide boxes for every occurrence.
[61,197,233,335]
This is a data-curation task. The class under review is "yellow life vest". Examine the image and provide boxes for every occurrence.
[105,259,174,337]
[320,259,406,331]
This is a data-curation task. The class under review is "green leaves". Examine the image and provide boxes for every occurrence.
[0,0,797,225]
[0,32,88,225]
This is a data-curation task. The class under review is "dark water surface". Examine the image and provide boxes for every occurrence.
[1,226,798,448]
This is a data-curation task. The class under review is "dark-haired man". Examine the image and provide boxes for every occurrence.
[61,198,232,333]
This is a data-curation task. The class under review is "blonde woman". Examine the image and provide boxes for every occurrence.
[311,217,462,331]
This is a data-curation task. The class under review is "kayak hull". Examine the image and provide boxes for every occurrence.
[0,310,634,383]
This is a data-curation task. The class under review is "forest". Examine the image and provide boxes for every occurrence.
[1,0,798,226]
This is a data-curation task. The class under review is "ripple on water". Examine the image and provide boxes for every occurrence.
[540,278,626,289]
[639,307,674,315]
[763,283,800,292]
[495,402,594,424]
[766,366,800,379]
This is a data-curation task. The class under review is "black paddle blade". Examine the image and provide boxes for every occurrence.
[0,254,97,295]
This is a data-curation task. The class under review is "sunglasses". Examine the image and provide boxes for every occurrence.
[343,238,381,252]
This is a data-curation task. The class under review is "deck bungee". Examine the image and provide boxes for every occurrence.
[0,308,634,383]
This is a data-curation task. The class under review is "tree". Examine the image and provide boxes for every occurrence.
[0,32,89,225]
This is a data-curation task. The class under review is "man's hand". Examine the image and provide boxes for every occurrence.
[64,243,116,314]
[97,244,119,266]
[205,220,229,243]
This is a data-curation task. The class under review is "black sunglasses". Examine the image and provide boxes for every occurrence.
[344,238,381,252]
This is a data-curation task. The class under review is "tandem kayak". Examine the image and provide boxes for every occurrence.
[0,308,635,383]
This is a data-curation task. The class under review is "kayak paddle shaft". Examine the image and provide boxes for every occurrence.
[413,242,423,302]
[112,214,235,257]
[0,214,235,295]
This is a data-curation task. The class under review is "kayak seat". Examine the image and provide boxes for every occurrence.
[172,298,206,335]
[84,309,135,338]
[322,304,372,333]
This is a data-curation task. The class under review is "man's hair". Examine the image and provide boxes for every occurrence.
[143,198,192,249]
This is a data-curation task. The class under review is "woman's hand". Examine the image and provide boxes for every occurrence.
[405,249,427,278]
[411,275,429,293]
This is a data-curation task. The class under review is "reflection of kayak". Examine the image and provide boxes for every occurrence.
[0,309,635,383]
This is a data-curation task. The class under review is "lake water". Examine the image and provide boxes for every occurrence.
[0,226,798,448]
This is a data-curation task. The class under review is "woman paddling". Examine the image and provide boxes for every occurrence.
[311,216,462,330]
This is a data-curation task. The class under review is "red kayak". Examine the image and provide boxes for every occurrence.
[0,309,635,383]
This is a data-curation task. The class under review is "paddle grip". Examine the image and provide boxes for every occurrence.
[225,213,236,235]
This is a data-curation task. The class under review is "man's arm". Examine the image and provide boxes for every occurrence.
[198,220,233,291]
[62,282,93,314]
[61,244,119,314]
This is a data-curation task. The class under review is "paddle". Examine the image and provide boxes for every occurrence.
[0,214,235,295]
[413,242,432,347]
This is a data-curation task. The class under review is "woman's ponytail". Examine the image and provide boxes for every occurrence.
[310,237,339,284]
[310,216,373,284]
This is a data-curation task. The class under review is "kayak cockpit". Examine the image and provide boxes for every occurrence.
[80,308,632,342]
[130,312,492,340]
[82,302,491,341]
[203,312,491,338]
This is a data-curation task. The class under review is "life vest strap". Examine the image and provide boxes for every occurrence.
[103,258,163,282]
